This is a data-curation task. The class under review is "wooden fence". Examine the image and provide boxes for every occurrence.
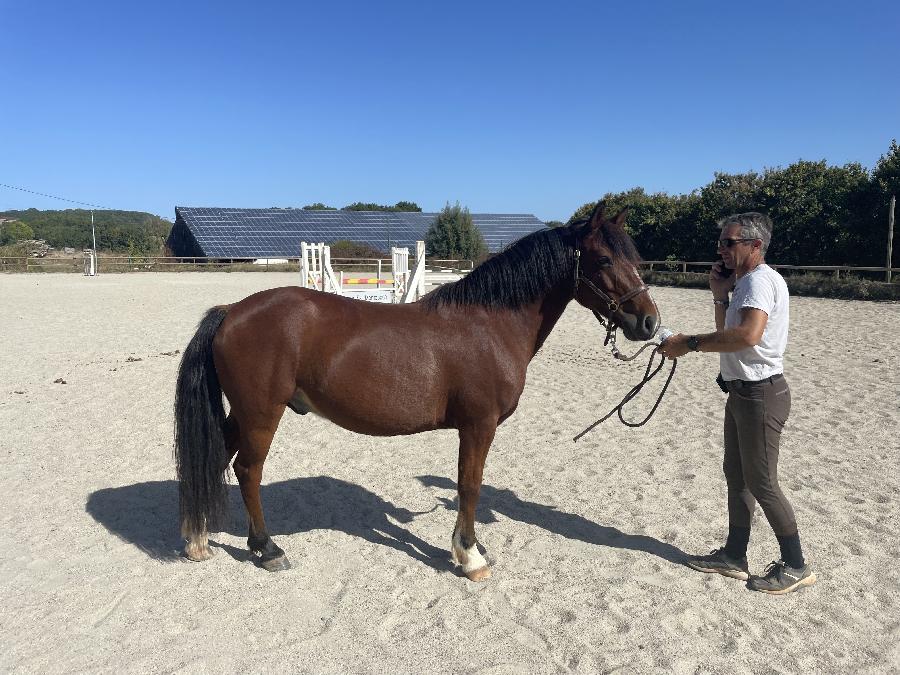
[1,254,895,281]
[643,260,900,281]
[0,255,475,274]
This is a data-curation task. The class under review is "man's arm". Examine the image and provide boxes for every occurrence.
[710,260,734,332]
[714,299,727,331]
[659,308,768,358]
[697,308,767,352]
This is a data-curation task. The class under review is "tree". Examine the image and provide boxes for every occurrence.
[567,201,598,225]
[342,201,422,212]
[755,161,870,265]
[0,220,35,245]
[873,139,900,196]
[425,202,487,260]
[302,203,336,210]
[0,208,169,254]
[327,239,385,258]
[871,140,900,269]
[561,140,900,268]
[565,191,701,261]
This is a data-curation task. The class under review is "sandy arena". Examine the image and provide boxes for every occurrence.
[1,272,898,673]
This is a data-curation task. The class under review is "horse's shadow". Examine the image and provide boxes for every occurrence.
[416,475,686,564]
[86,475,686,569]
[85,477,450,571]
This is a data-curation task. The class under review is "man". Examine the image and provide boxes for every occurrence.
[659,212,816,595]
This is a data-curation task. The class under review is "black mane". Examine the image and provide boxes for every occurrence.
[421,218,643,311]
[421,227,577,311]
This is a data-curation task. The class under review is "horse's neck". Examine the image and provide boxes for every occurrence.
[517,283,573,357]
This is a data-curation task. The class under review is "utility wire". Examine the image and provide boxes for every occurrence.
[0,183,114,210]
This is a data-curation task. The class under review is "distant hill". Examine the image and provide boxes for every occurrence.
[0,208,171,255]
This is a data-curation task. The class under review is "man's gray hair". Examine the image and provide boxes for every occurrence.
[717,212,773,255]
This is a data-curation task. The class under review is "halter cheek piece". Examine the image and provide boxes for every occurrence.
[573,249,650,346]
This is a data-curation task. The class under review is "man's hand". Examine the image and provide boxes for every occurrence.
[710,260,735,298]
[658,333,690,360]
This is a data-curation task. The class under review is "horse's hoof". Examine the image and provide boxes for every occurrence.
[259,554,292,572]
[183,544,216,562]
[464,566,492,582]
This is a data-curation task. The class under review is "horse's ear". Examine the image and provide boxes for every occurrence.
[613,208,629,227]
[589,200,606,225]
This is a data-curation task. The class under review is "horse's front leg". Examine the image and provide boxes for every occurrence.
[452,422,497,582]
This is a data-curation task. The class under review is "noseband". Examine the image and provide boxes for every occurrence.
[573,249,650,345]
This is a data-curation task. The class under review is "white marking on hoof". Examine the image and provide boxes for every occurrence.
[452,530,490,581]
[183,536,215,562]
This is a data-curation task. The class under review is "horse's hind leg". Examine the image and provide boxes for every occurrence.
[183,532,216,562]
[452,422,497,582]
[181,414,240,562]
[232,405,291,572]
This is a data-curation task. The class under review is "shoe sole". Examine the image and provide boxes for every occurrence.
[751,572,817,595]
[685,561,749,581]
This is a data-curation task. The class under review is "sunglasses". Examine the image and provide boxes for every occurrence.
[717,238,756,249]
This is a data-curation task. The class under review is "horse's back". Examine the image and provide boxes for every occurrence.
[212,286,469,434]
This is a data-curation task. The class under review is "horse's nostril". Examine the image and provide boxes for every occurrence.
[644,314,659,337]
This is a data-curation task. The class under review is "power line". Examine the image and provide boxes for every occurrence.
[0,183,114,210]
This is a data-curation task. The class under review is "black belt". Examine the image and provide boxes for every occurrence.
[727,373,784,387]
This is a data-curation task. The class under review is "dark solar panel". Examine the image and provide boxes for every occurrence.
[173,207,547,258]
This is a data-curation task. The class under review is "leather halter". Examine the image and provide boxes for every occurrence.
[573,248,649,318]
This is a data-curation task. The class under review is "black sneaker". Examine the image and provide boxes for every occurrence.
[748,560,817,595]
[685,547,750,581]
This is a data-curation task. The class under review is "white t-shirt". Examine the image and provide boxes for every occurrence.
[720,263,789,382]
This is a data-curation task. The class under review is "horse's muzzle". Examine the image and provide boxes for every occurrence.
[617,311,659,342]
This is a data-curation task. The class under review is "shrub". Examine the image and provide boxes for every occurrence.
[426,202,487,260]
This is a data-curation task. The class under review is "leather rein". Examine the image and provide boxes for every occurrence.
[571,249,677,440]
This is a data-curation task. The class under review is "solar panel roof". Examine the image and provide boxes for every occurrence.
[171,207,548,258]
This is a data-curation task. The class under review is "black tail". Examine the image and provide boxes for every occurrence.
[174,306,230,540]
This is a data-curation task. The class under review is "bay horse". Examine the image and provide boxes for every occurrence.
[174,202,660,580]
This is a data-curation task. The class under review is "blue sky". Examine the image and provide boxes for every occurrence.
[2,1,898,222]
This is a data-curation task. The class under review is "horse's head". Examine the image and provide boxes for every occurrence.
[571,202,660,341]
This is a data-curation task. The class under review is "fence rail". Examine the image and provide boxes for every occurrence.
[0,255,476,274]
[642,260,900,280]
[1,255,896,280]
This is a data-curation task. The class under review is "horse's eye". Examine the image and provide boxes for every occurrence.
[597,256,613,268]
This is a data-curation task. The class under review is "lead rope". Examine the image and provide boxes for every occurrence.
[572,335,677,441]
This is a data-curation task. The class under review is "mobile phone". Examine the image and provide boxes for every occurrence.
[713,263,734,279]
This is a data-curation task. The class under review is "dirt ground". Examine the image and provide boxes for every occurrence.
[1,273,898,673]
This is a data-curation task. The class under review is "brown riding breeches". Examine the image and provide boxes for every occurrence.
[723,374,798,536]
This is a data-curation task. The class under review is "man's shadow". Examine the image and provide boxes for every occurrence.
[417,475,686,564]
[86,475,685,568]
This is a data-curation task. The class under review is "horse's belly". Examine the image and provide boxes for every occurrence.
[291,379,446,437]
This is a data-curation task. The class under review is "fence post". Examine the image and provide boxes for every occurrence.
[887,195,895,283]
